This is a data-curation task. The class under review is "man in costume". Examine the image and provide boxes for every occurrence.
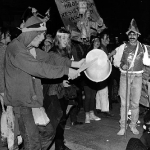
[4,14,82,149]
[113,19,150,135]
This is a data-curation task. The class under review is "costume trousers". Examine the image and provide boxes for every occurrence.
[15,107,54,150]
[119,73,142,128]
[96,86,109,112]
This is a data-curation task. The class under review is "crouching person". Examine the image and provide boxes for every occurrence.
[126,109,150,150]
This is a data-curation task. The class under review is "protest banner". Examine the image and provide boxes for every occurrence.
[55,0,105,41]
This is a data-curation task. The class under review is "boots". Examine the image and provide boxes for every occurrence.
[85,112,90,123]
[89,111,101,121]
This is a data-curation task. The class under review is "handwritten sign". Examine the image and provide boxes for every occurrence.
[55,0,105,31]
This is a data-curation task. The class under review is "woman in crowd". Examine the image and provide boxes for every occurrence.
[43,27,85,150]
[95,30,114,117]
[83,37,101,124]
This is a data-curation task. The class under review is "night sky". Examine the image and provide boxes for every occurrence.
[1,0,150,38]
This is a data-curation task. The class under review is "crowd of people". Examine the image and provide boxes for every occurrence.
[0,4,150,150]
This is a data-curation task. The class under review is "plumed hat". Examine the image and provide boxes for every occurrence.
[19,7,48,32]
[126,19,141,35]
[21,16,47,32]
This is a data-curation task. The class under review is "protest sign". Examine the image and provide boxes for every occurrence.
[55,0,105,41]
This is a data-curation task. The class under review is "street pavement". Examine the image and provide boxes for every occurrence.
[61,103,143,150]
[0,103,144,150]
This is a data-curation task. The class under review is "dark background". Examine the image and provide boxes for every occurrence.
[1,0,150,40]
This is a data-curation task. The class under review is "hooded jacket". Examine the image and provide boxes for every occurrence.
[4,16,71,108]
